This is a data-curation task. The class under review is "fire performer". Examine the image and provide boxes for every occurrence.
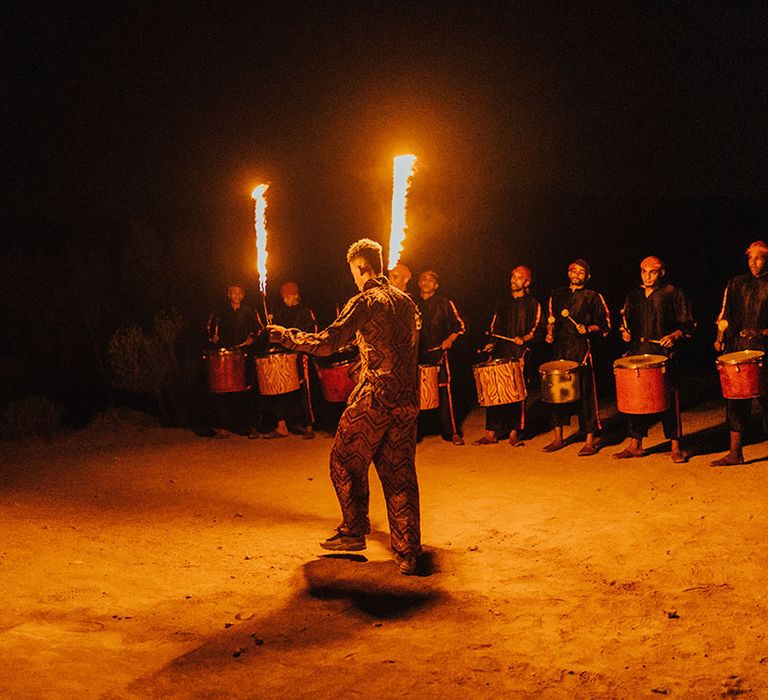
[263,281,318,439]
[417,270,467,445]
[473,265,543,447]
[543,259,610,455]
[267,239,421,575]
[711,240,768,466]
[207,283,263,438]
[613,256,695,463]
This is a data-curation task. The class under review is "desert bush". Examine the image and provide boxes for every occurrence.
[108,311,184,423]
[0,395,63,439]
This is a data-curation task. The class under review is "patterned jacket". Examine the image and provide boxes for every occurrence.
[275,277,419,410]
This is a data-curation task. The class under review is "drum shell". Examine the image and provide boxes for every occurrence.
[539,361,581,404]
[717,351,766,399]
[419,364,440,411]
[473,359,527,407]
[614,356,670,414]
[255,352,300,395]
[205,349,248,393]
[316,360,357,403]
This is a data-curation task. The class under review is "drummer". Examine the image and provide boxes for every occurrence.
[207,283,263,438]
[263,280,318,439]
[613,256,696,463]
[711,240,768,466]
[473,265,543,447]
[417,269,467,445]
[543,259,611,455]
[389,262,413,296]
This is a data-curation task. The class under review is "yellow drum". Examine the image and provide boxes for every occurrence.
[539,360,581,404]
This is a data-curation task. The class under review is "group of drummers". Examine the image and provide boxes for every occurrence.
[203,239,768,467]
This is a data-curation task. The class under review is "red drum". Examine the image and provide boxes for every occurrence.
[614,354,670,414]
[255,351,300,395]
[473,359,526,407]
[716,350,766,399]
[419,364,440,410]
[539,360,580,404]
[317,360,357,403]
[205,349,248,393]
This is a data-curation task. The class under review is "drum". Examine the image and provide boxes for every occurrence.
[419,364,440,410]
[316,360,357,403]
[255,351,300,395]
[716,350,766,399]
[473,359,527,407]
[539,360,581,404]
[613,354,670,414]
[204,349,248,393]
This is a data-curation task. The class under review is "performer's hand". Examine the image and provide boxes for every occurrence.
[659,334,676,348]
[244,336,254,346]
[575,323,587,335]
[210,334,219,344]
[512,336,524,346]
[739,328,758,339]
[481,342,494,353]
[441,338,454,350]
[714,340,724,353]
[545,333,554,344]
[266,324,287,343]
[621,329,631,343]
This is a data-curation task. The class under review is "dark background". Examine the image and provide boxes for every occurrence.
[1,2,766,425]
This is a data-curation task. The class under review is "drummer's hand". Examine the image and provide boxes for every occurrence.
[545,333,553,344]
[481,342,494,353]
[739,328,758,339]
[266,324,287,343]
[714,340,724,353]
[621,329,631,343]
[659,334,676,348]
[441,338,454,350]
[575,323,587,335]
[243,336,254,347]
[512,336,525,346]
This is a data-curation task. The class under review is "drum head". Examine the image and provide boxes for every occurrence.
[473,358,517,369]
[539,360,579,374]
[718,350,764,365]
[613,354,667,370]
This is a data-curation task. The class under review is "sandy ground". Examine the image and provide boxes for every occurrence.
[1,403,768,699]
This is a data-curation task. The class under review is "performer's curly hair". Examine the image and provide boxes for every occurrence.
[346,238,383,275]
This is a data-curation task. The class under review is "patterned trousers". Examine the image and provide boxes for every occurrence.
[330,397,421,558]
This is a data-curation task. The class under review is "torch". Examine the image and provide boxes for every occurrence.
[388,154,417,272]
[252,184,270,323]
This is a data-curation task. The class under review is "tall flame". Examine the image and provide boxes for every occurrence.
[388,154,417,271]
[252,184,269,294]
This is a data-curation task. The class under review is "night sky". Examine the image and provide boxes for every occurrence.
[2,2,767,419]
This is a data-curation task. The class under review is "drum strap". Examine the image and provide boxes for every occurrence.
[301,355,315,425]
[440,351,459,435]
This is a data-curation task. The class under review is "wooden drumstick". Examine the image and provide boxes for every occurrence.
[547,315,555,338]
[561,308,580,328]
[639,337,664,345]
[491,332,518,343]
[716,319,729,348]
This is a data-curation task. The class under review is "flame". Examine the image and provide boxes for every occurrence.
[388,154,417,271]
[252,184,269,293]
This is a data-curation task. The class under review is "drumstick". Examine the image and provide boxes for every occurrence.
[560,308,580,328]
[491,332,518,343]
[716,319,729,348]
[546,315,555,338]
[639,337,664,345]
[427,345,443,352]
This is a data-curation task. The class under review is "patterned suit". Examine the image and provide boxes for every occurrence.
[275,277,421,559]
